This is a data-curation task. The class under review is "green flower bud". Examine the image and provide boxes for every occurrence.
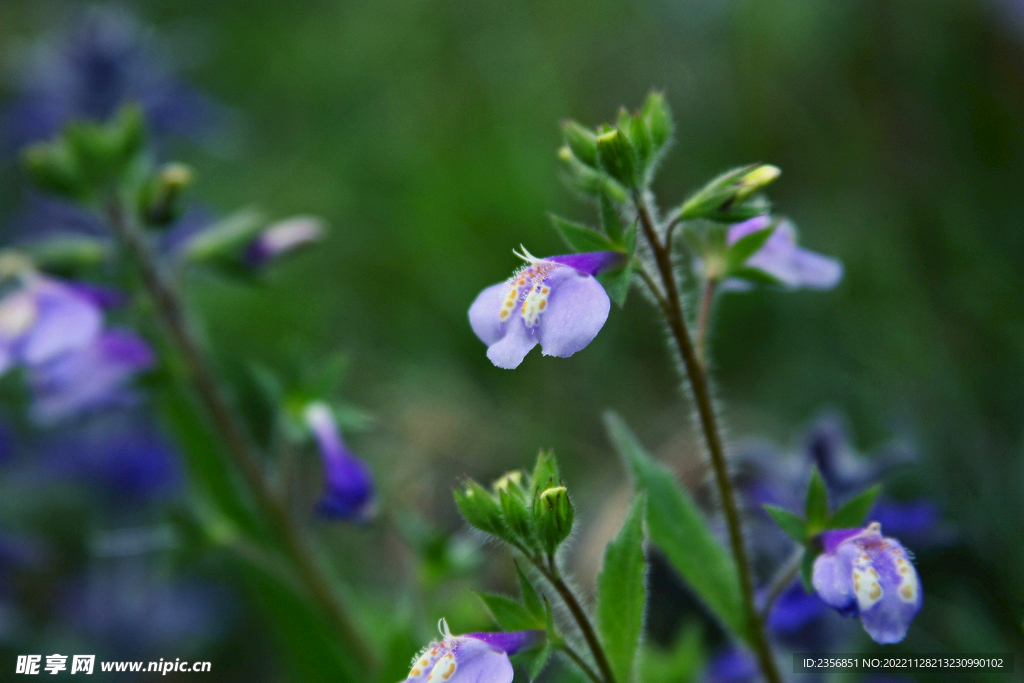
[533,485,574,555]
[596,129,637,189]
[641,91,673,153]
[499,486,533,545]
[561,120,598,167]
[454,479,504,536]
[140,163,194,226]
[733,164,781,204]
[678,164,780,221]
[24,237,111,275]
[22,141,87,199]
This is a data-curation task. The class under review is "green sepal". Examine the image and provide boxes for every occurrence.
[628,114,652,181]
[549,214,616,253]
[827,484,882,530]
[805,467,830,534]
[557,146,628,202]
[596,129,638,189]
[531,450,560,496]
[561,120,599,168]
[499,486,533,545]
[641,92,673,158]
[762,504,807,544]
[181,208,266,264]
[805,468,830,534]
[454,479,505,537]
[727,266,783,286]
[598,258,634,308]
[476,592,545,631]
[516,561,545,621]
[725,224,775,272]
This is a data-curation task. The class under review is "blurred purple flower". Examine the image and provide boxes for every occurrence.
[812,523,922,644]
[0,274,103,375]
[245,216,324,266]
[469,248,624,369]
[804,415,912,502]
[3,7,221,152]
[305,402,375,522]
[703,647,759,683]
[38,410,180,498]
[30,328,155,424]
[724,216,843,291]
[404,620,542,683]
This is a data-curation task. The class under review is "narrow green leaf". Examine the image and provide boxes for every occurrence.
[640,622,703,683]
[805,468,830,532]
[516,561,545,621]
[604,412,748,643]
[549,214,616,253]
[725,225,775,271]
[828,485,882,529]
[762,505,807,544]
[623,220,638,256]
[600,192,625,242]
[727,266,782,286]
[512,641,551,682]
[476,593,544,631]
[597,495,647,683]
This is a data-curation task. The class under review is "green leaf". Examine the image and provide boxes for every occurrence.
[511,641,551,682]
[623,220,637,256]
[598,260,634,308]
[828,485,882,529]
[476,593,544,631]
[727,266,783,286]
[516,561,545,621]
[800,548,817,593]
[604,412,748,643]
[805,467,830,533]
[762,505,807,544]
[600,192,625,243]
[725,225,775,272]
[183,207,266,263]
[549,214,616,253]
[597,495,647,683]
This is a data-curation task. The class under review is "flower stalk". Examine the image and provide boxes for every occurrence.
[104,198,375,673]
[631,190,783,683]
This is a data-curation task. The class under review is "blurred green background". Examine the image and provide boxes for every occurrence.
[1,0,1023,680]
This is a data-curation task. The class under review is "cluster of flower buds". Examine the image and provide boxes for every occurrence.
[557,91,673,197]
[454,451,574,556]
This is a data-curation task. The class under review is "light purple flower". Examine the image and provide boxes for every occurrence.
[304,402,375,522]
[404,620,543,683]
[726,216,843,291]
[30,328,155,423]
[245,216,325,266]
[468,248,624,369]
[0,275,103,375]
[812,522,922,644]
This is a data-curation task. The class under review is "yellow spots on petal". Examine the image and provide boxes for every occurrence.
[500,310,509,320]
[541,287,550,294]
[869,585,882,600]
[428,654,457,683]
[410,669,422,678]
[869,568,878,578]
[538,300,546,310]
[443,663,456,680]
[901,585,913,599]
[853,566,883,610]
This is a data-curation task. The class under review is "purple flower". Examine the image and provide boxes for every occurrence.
[0,275,103,375]
[245,216,325,266]
[703,647,759,683]
[3,7,221,152]
[29,328,155,423]
[468,248,624,369]
[404,620,543,683]
[812,523,922,644]
[725,216,843,291]
[305,402,375,522]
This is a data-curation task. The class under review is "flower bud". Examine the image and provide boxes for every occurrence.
[561,120,598,167]
[454,479,505,537]
[557,146,627,202]
[533,485,574,555]
[641,91,673,153]
[733,165,781,204]
[596,129,637,189]
[499,486,533,545]
[140,163,194,226]
[678,164,779,221]
[22,141,86,199]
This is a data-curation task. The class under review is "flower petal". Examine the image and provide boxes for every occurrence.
[858,540,922,644]
[537,268,609,358]
[468,282,509,347]
[745,221,843,290]
[21,280,103,366]
[811,541,859,615]
[486,318,538,369]
[448,638,513,683]
[464,631,543,655]
[546,251,626,276]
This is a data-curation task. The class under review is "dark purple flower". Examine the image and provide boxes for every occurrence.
[804,415,912,501]
[703,647,759,683]
[245,216,324,266]
[468,248,625,369]
[0,274,103,375]
[29,328,155,423]
[404,620,543,683]
[812,523,922,644]
[3,7,221,152]
[305,402,375,522]
[724,216,842,291]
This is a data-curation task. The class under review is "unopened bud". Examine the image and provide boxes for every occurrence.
[533,485,574,554]
[596,129,637,189]
[734,165,781,204]
[141,163,194,226]
[561,120,598,167]
[454,479,504,536]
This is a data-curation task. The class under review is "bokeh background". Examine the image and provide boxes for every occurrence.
[0,0,1022,681]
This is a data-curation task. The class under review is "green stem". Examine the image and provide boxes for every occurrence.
[105,199,376,674]
[761,548,802,618]
[695,277,719,366]
[632,192,782,683]
[557,643,604,683]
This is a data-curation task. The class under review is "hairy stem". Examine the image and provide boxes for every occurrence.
[557,643,604,683]
[522,552,616,683]
[695,278,719,366]
[106,200,375,673]
[632,191,782,683]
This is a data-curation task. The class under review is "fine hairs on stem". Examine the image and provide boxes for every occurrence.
[630,190,784,683]
[104,198,376,674]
